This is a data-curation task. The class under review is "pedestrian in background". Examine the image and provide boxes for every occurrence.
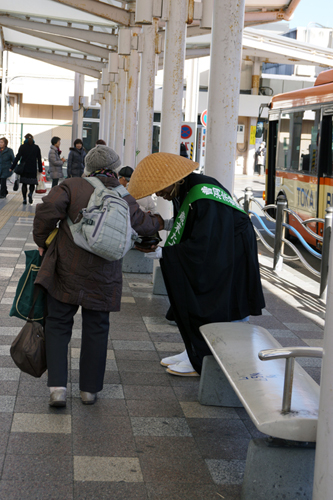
[67,139,86,178]
[118,166,157,213]
[95,139,106,146]
[48,136,66,187]
[11,133,42,205]
[0,137,15,199]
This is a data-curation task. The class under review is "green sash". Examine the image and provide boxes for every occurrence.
[165,183,246,247]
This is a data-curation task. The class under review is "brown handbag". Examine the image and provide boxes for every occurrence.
[10,288,47,378]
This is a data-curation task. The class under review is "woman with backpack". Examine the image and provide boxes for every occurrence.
[33,145,163,407]
[67,139,86,178]
[11,133,42,204]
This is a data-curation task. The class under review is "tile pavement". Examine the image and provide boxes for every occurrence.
[0,184,326,499]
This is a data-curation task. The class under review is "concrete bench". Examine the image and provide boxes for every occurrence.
[198,322,322,500]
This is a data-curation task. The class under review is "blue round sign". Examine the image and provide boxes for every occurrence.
[201,110,207,127]
[181,125,192,139]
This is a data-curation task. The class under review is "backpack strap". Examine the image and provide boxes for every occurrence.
[83,176,130,198]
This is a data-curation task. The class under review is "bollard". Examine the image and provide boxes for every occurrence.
[243,187,253,214]
[319,207,333,301]
[273,194,287,272]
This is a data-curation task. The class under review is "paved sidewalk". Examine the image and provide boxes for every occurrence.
[0,182,324,499]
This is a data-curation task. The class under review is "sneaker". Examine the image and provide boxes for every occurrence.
[49,388,67,407]
[28,194,33,204]
[22,199,27,205]
[160,349,189,367]
[166,361,200,377]
[80,391,97,405]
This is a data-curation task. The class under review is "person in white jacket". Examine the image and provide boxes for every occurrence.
[118,166,157,213]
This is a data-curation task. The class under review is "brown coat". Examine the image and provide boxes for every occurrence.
[33,176,160,311]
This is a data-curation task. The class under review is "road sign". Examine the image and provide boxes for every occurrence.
[200,109,207,127]
[181,124,193,139]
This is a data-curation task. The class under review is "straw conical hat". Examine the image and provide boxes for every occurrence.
[127,152,199,200]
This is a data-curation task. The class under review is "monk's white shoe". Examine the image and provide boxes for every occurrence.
[166,361,200,377]
[160,350,189,367]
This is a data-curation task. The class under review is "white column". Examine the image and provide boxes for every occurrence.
[99,96,106,142]
[159,0,187,154]
[158,0,187,221]
[185,58,199,124]
[313,243,333,498]
[72,72,84,143]
[205,0,246,194]
[0,47,6,129]
[123,49,140,168]
[136,21,157,165]
[114,68,127,161]
[251,57,261,95]
[104,89,112,146]
[109,81,117,149]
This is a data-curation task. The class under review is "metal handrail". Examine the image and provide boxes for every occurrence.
[284,207,324,242]
[259,347,323,413]
[238,187,333,299]
[282,237,321,277]
[283,223,322,260]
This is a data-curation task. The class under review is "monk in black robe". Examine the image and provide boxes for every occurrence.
[128,153,265,376]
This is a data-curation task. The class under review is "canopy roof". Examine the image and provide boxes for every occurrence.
[0,0,323,80]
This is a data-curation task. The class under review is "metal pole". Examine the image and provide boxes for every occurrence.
[109,81,117,150]
[159,0,187,155]
[72,72,84,144]
[320,207,333,301]
[136,21,157,165]
[313,238,333,499]
[282,357,295,413]
[204,0,246,194]
[243,187,253,215]
[273,194,287,272]
[114,68,126,161]
[123,49,140,168]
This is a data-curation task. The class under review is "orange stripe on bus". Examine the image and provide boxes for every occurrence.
[276,171,318,183]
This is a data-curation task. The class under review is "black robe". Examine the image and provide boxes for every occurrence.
[160,173,265,374]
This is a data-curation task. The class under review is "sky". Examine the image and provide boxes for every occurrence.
[288,0,333,29]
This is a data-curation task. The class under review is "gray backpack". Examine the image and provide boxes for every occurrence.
[67,177,138,261]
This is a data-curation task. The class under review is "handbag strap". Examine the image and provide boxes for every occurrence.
[28,286,41,321]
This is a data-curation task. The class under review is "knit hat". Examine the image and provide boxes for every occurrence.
[127,152,198,200]
[84,145,121,175]
[118,166,134,181]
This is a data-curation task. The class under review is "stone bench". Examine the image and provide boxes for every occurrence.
[198,322,322,500]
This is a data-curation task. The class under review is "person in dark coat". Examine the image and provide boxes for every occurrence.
[0,137,15,198]
[11,133,42,204]
[48,136,66,188]
[33,145,163,407]
[128,152,265,376]
[67,139,86,177]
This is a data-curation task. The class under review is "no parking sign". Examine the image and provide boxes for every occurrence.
[180,122,196,159]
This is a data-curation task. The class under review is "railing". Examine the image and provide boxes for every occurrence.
[238,188,333,300]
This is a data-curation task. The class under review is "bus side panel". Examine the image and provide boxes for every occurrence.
[276,171,318,245]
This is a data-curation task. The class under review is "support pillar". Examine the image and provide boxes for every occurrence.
[0,46,6,131]
[123,49,140,168]
[99,96,105,142]
[104,90,111,146]
[72,72,84,143]
[109,81,117,149]
[205,0,246,194]
[114,67,127,161]
[136,21,158,165]
[313,242,333,498]
[251,57,261,95]
[185,58,199,124]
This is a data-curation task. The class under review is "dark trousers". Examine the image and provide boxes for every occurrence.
[52,178,59,188]
[22,184,35,200]
[0,177,8,197]
[45,294,110,392]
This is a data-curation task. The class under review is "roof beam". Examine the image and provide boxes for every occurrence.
[0,14,118,46]
[6,25,111,59]
[7,45,102,78]
[50,0,131,26]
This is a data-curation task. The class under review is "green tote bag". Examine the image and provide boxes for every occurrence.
[9,250,46,324]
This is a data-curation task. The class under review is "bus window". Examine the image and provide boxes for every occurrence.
[319,115,333,178]
[277,110,320,173]
[300,110,320,174]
